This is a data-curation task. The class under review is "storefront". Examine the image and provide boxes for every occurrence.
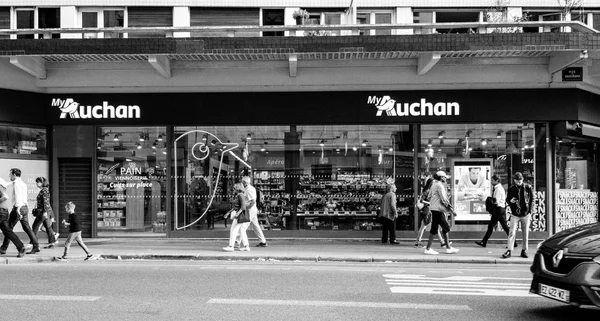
[2,88,599,239]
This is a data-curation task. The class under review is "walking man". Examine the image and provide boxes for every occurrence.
[502,172,534,259]
[379,184,399,244]
[475,175,510,248]
[0,178,27,257]
[0,168,39,254]
[241,176,267,247]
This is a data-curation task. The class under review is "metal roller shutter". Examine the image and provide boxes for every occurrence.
[190,8,260,37]
[58,158,93,238]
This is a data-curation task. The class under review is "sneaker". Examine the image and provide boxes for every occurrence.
[44,244,55,249]
[24,244,33,252]
[56,255,68,261]
[446,247,460,254]
[502,250,512,259]
[255,242,268,247]
[424,248,439,255]
[17,247,26,258]
[222,246,234,252]
[414,242,423,248]
[520,250,528,258]
[84,254,94,261]
[55,233,60,240]
[26,248,40,254]
[440,241,453,248]
[239,246,250,252]
[475,241,486,248]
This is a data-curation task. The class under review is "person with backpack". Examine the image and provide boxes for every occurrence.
[475,175,511,248]
[502,172,534,259]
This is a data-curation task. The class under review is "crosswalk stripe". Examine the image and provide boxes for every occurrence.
[389,287,537,297]
[207,299,472,310]
[385,279,529,286]
[386,282,529,289]
[0,294,101,301]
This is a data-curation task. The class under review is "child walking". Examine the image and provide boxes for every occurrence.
[57,202,93,261]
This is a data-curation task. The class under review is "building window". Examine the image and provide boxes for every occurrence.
[173,125,414,233]
[190,8,259,37]
[302,8,344,36]
[96,127,167,237]
[357,10,393,35]
[0,7,9,39]
[0,125,47,159]
[15,8,34,39]
[413,10,481,34]
[128,7,172,38]
[419,123,547,232]
[80,8,125,39]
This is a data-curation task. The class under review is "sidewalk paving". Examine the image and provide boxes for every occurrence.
[0,238,536,265]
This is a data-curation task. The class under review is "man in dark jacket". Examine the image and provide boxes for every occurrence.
[502,172,535,259]
[379,184,399,244]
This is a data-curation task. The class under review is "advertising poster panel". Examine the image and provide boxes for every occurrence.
[451,159,492,221]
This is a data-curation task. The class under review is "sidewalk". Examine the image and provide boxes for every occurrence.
[0,238,536,265]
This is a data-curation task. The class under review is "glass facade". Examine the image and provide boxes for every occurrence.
[96,127,167,237]
[418,123,548,232]
[172,125,413,233]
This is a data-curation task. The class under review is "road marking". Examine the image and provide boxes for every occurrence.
[389,287,537,297]
[384,274,536,297]
[207,299,471,310]
[0,294,101,301]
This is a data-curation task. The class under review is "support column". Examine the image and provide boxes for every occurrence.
[285,126,301,230]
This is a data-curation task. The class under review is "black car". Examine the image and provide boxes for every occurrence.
[530,222,600,308]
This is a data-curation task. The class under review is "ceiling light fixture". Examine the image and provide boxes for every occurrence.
[157,133,165,141]
[465,130,472,138]
[136,142,142,149]
[152,141,158,149]
[113,133,122,141]
[496,130,503,138]
[361,140,368,147]
[481,139,487,146]
[438,131,445,139]
[139,134,145,142]
[427,139,433,147]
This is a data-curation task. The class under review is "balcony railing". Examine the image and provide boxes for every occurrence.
[0,21,596,38]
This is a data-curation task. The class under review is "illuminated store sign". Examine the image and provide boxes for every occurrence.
[52,98,141,119]
[368,95,460,117]
[555,190,598,232]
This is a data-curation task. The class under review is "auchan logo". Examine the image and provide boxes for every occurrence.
[368,96,460,117]
[52,98,141,119]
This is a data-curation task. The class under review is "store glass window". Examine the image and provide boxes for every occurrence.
[419,123,547,232]
[555,138,598,231]
[0,125,47,158]
[96,127,167,237]
[172,125,413,233]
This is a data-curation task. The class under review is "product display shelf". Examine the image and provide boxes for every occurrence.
[253,170,287,228]
[97,181,127,229]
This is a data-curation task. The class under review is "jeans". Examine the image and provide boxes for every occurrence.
[481,206,510,244]
[0,209,24,251]
[507,214,531,251]
[63,231,90,256]
[32,214,56,244]
[1,206,38,251]
[381,218,396,242]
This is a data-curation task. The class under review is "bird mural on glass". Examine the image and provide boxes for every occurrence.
[173,130,251,230]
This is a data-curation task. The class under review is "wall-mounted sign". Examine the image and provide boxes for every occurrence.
[562,67,583,82]
[367,95,460,117]
[52,98,141,119]
[556,189,598,232]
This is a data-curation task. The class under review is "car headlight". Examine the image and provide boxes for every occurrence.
[594,255,600,265]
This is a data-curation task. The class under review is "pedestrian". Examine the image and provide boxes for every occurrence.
[241,176,267,247]
[32,177,59,248]
[502,172,534,259]
[475,175,511,248]
[57,202,93,260]
[415,177,444,248]
[0,178,27,258]
[424,171,459,255]
[0,168,39,254]
[223,183,251,252]
[378,184,399,244]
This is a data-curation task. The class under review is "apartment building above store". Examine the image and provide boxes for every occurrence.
[2,1,600,93]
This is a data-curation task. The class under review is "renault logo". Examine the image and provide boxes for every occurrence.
[552,250,565,268]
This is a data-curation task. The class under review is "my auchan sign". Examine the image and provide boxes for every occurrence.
[367,95,460,117]
[52,98,140,119]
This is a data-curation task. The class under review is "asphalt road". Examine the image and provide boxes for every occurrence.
[0,261,597,320]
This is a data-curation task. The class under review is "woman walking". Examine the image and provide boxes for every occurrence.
[424,171,459,255]
[32,177,59,249]
[223,183,251,252]
[415,177,445,248]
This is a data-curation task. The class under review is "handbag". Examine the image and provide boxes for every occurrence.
[32,208,40,217]
[237,210,250,223]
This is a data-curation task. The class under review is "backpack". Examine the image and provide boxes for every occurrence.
[255,187,264,210]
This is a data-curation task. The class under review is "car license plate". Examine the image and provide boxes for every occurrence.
[539,283,570,303]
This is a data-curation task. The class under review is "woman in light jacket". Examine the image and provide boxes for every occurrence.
[424,171,459,255]
[223,183,251,252]
[32,177,58,249]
